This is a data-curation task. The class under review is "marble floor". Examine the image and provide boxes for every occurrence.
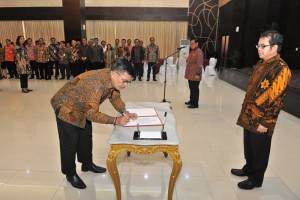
[0,71,299,200]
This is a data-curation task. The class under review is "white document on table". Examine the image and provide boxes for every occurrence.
[124,116,162,127]
[126,108,157,117]
[139,131,162,139]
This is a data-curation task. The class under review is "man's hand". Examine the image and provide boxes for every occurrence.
[257,124,268,133]
[115,113,138,126]
[126,112,138,119]
[115,115,130,126]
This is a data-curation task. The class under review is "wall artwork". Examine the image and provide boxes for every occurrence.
[188,0,219,57]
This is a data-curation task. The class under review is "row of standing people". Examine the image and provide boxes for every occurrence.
[0,36,161,84]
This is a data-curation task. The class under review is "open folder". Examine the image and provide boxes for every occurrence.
[124,108,162,127]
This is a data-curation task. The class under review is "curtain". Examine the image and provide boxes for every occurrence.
[86,20,188,59]
[0,21,23,45]
[0,20,187,59]
[23,20,65,45]
[0,20,64,45]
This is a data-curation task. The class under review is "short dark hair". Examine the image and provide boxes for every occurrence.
[190,38,199,43]
[260,30,283,53]
[60,41,66,44]
[111,59,135,77]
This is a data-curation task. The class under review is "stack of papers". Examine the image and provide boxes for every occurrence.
[124,108,162,127]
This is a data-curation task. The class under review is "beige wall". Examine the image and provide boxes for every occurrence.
[218,0,231,7]
[0,0,62,7]
[0,0,188,8]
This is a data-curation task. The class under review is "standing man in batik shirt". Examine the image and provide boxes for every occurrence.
[48,37,60,80]
[231,30,291,190]
[58,41,71,80]
[78,37,92,73]
[184,38,203,109]
[51,59,137,189]
[131,39,145,81]
[91,38,104,70]
[69,40,79,78]
[26,38,38,79]
[127,39,133,57]
[145,37,160,81]
[113,39,120,58]
[36,38,49,80]
[118,39,130,60]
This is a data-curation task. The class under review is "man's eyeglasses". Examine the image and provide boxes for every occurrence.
[116,71,131,84]
[256,44,271,49]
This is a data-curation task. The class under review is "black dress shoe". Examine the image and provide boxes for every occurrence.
[185,101,191,105]
[147,78,149,81]
[153,79,157,81]
[238,179,261,190]
[27,89,33,92]
[21,89,29,93]
[187,105,198,109]
[82,163,107,173]
[139,78,142,81]
[66,174,86,189]
[231,168,248,177]
[132,78,136,81]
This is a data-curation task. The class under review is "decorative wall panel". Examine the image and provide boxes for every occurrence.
[188,0,219,58]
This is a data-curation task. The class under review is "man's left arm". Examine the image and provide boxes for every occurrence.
[195,49,204,77]
[255,66,291,130]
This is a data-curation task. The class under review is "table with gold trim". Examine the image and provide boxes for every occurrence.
[106,102,182,200]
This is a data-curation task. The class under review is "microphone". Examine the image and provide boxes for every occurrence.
[177,46,186,50]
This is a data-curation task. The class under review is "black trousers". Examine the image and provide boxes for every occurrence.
[78,60,90,73]
[188,80,200,106]
[59,64,70,79]
[92,62,101,70]
[147,62,156,79]
[242,128,272,186]
[29,60,38,78]
[56,115,93,176]
[134,63,143,79]
[20,74,28,88]
[70,62,78,77]
[48,61,59,78]
[36,62,47,79]
[6,61,18,78]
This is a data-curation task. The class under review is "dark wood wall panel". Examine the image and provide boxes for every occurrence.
[0,7,188,21]
[0,7,63,20]
[86,7,188,21]
[217,0,300,70]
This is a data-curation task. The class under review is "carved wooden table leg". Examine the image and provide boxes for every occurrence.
[165,146,182,200]
[106,145,122,200]
[106,145,182,200]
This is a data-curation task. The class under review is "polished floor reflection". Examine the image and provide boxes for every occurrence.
[0,71,299,200]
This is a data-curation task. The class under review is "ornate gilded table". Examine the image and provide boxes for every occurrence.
[106,102,182,200]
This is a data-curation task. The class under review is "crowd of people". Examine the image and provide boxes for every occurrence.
[0,36,161,92]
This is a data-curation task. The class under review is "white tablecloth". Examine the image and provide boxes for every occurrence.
[107,102,180,146]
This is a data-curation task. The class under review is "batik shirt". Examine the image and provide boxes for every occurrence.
[237,54,291,136]
[48,44,59,61]
[51,69,126,128]
[146,44,160,62]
